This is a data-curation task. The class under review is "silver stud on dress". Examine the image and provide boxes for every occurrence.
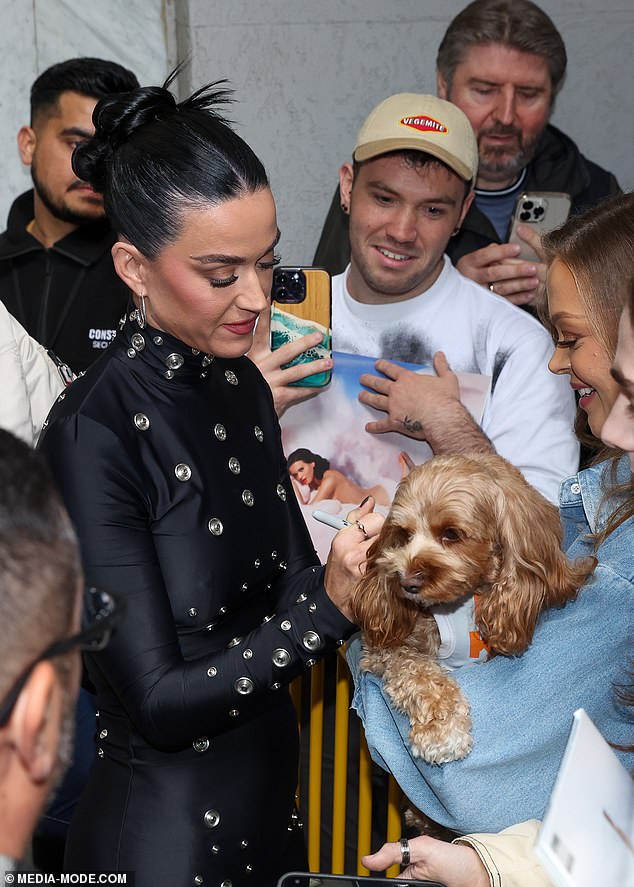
[228,457,241,474]
[272,648,291,667]
[242,649,253,660]
[202,355,213,367]
[153,335,163,345]
[227,637,242,648]
[127,348,136,359]
[207,666,217,678]
[166,353,184,370]
[229,709,240,717]
[193,737,209,753]
[242,490,254,507]
[131,333,145,351]
[254,426,263,442]
[188,607,198,617]
[99,729,108,739]
[194,875,203,886]
[224,370,238,385]
[303,631,322,651]
[204,809,220,829]
[234,677,254,695]
[133,413,150,431]
[271,682,281,690]
[214,424,227,441]
[276,484,287,501]
[208,518,224,536]
[281,620,291,631]
[175,463,192,482]
[164,369,174,380]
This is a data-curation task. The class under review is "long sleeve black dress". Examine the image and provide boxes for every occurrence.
[39,307,355,887]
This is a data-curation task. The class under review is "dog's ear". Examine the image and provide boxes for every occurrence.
[478,462,596,655]
[350,522,417,647]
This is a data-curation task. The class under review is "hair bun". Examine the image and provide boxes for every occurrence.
[72,86,177,191]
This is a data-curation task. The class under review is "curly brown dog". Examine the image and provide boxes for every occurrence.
[350,453,595,765]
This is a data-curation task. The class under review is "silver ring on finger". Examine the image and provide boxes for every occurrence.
[354,520,369,540]
[489,282,496,293]
[400,837,410,867]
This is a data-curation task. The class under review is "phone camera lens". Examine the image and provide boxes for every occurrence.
[276,272,289,287]
[534,206,545,218]
[276,287,289,301]
[523,200,534,210]
[519,211,531,222]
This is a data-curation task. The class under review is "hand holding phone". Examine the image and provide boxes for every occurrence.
[507,192,571,261]
[271,267,332,388]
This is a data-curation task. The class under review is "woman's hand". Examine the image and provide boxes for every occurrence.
[248,305,333,417]
[362,835,489,887]
[323,496,384,621]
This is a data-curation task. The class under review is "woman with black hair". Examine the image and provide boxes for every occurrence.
[38,77,381,887]
[286,447,391,506]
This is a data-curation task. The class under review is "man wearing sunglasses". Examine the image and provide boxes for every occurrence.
[0,430,104,875]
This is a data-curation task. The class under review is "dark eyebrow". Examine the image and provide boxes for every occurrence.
[548,312,587,325]
[191,228,281,265]
[60,127,94,139]
[366,180,458,206]
[468,77,546,92]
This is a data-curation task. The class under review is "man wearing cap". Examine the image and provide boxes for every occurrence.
[328,92,577,503]
[314,0,620,307]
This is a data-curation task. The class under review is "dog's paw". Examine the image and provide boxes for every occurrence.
[408,693,473,765]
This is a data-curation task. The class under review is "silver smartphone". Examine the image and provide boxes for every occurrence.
[507,191,571,261]
[277,874,446,887]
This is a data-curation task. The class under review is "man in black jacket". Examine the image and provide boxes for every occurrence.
[0,58,139,373]
[314,0,620,307]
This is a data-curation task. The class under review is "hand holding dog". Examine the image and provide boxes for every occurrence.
[359,352,491,455]
[324,497,384,622]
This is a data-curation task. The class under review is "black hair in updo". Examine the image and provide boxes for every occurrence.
[72,72,269,258]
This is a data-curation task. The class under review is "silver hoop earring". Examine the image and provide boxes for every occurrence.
[137,293,147,329]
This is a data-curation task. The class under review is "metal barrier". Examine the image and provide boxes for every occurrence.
[291,652,403,877]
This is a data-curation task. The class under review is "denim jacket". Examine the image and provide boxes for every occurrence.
[347,457,634,835]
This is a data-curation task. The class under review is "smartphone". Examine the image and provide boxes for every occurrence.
[277,874,446,887]
[271,266,332,387]
[507,191,571,261]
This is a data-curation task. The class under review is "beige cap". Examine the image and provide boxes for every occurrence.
[353,93,478,185]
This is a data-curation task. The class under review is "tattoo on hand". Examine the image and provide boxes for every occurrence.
[402,415,423,434]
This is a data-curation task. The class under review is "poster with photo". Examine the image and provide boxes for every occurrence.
[280,351,491,561]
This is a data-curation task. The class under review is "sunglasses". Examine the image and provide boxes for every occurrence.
[0,587,120,728]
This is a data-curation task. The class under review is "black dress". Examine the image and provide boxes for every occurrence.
[39,307,355,887]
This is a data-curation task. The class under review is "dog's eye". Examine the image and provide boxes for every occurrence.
[440,527,462,545]
[391,526,412,546]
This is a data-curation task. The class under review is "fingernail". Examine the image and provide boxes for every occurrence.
[359,496,370,507]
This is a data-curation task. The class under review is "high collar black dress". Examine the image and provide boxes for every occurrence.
[39,306,355,887]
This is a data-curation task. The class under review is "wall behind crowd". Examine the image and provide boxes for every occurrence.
[0,0,173,226]
[0,0,631,266]
[176,0,634,264]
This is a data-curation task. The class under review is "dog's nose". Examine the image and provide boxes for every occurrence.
[400,572,426,595]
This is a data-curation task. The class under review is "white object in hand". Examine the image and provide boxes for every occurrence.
[312,510,352,532]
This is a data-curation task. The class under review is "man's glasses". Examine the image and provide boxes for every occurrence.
[0,587,119,728]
